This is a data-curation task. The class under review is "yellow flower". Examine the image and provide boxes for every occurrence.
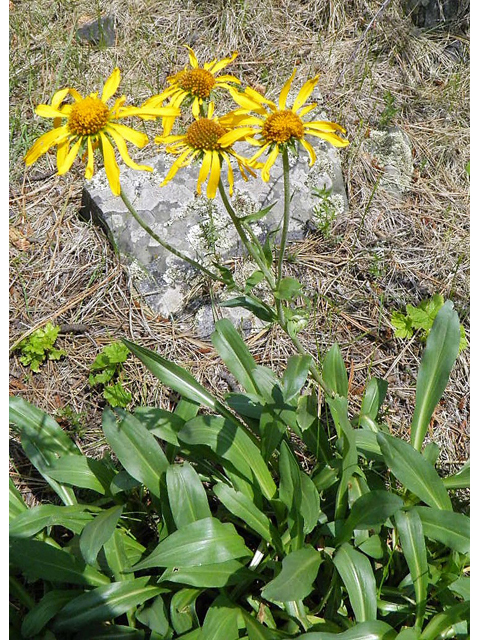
[156,103,258,199]
[24,68,180,195]
[142,47,241,134]
[225,69,349,181]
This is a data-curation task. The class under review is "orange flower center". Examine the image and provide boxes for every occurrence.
[185,118,227,150]
[176,68,216,99]
[262,110,304,144]
[68,96,110,136]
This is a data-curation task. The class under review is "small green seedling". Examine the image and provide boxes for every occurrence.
[379,90,399,129]
[391,294,467,351]
[89,341,132,408]
[312,185,337,237]
[15,322,66,372]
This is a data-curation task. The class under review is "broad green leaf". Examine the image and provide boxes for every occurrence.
[282,355,312,402]
[201,596,240,640]
[395,630,421,640]
[9,478,27,521]
[297,393,332,463]
[358,378,388,430]
[46,455,115,495]
[336,490,403,545]
[91,341,129,369]
[279,441,304,550]
[323,344,348,398]
[300,472,321,534]
[80,505,123,565]
[239,201,276,223]
[442,460,470,489]
[135,406,185,447]
[9,504,96,538]
[413,506,469,554]
[170,589,201,635]
[333,543,377,622]
[167,462,211,528]
[102,409,168,499]
[377,432,452,510]
[219,295,274,323]
[179,415,276,500]
[242,611,286,639]
[73,624,145,638]
[21,589,83,638]
[103,382,132,408]
[132,517,252,570]
[448,576,469,601]
[274,277,303,300]
[395,510,428,627]
[259,405,288,461]
[103,530,134,582]
[135,595,169,635]
[53,577,161,632]
[245,270,266,291]
[9,538,110,587]
[160,560,254,588]
[212,319,259,394]
[296,621,396,639]
[213,482,277,545]
[357,535,384,560]
[421,442,440,466]
[391,311,414,339]
[354,429,384,461]
[419,602,469,640]
[411,301,460,450]
[226,393,263,421]
[262,546,321,602]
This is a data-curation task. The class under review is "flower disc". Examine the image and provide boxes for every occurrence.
[185,118,227,150]
[176,68,216,99]
[68,96,110,136]
[262,110,304,144]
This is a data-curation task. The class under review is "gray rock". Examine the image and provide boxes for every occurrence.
[362,127,413,196]
[403,0,469,30]
[76,15,116,47]
[81,139,348,321]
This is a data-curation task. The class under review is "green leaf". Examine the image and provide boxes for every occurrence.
[242,611,286,639]
[419,602,469,640]
[21,590,83,638]
[103,529,134,582]
[356,534,384,560]
[166,462,211,528]
[442,460,470,489]
[9,538,110,587]
[299,472,321,534]
[274,277,303,300]
[9,504,96,538]
[296,621,396,639]
[170,589,201,635]
[89,365,116,386]
[282,355,312,402]
[395,510,428,627]
[104,382,132,408]
[91,341,129,370]
[262,546,322,603]
[73,624,146,638]
[160,560,254,588]
[448,576,470,601]
[358,377,388,430]
[354,429,383,461]
[219,295,275,323]
[395,630,421,640]
[336,490,403,545]
[279,441,304,549]
[47,455,115,495]
[239,201,276,223]
[413,506,469,554]
[245,270,266,292]
[323,344,348,398]
[9,478,27,521]
[211,319,260,395]
[135,595,169,635]
[53,577,161,632]
[333,543,377,622]
[102,409,168,499]
[411,301,460,450]
[391,311,413,339]
[80,505,123,565]
[132,517,252,570]
[179,415,276,500]
[201,596,240,640]
[377,432,452,511]
[213,482,276,544]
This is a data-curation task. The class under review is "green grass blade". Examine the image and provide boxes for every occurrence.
[411,301,460,450]
[333,543,377,622]
[395,510,428,628]
[377,432,452,510]
[9,478,27,521]
[442,460,470,489]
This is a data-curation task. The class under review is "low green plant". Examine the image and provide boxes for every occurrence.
[89,341,132,408]
[391,294,467,351]
[14,322,66,372]
[311,186,338,238]
[378,91,399,129]
[9,303,469,638]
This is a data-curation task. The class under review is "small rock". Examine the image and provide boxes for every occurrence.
[76,15,116,47]
[363,127,413,196]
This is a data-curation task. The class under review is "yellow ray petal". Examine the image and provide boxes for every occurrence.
[244,86,277,110]
[185,45,199,69]
[207,101,215,119]
[210,51,238,74]
[192,98,201,118]
[68,88,84,102]
[292,75,319,113]
[279,69,297,110]
[306,130,349,147]
[107,128,153,173]
[261,145,279,182]
[206,151,221,198]
[162,148,193,186]
[305,120,347,133]
[56,138,69,173]
[298,103,317,117]
[85,136,95,179]
[230,89,268,113]
[197,151,212,193]
[215,74,241,84]
[57,137,82,175]
[102,68,121,103]
[99,132,121,196]
[155,134,187,145]
[217,127,259,147]
[51,88,70,110]
[35,104,67,119]
[299,137,316,166]
[107,122,149,148]
[24,126,70,165]
[220,151,234,195]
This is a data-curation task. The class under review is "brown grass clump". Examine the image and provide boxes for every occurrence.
[10,0,469,498]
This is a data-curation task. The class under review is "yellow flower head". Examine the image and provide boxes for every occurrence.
[226,69,349,181]
[142,47,241,135]
[156,102,258,199]
[24,69,180,195]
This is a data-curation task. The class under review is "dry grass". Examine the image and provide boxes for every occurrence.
[9,0,469,497]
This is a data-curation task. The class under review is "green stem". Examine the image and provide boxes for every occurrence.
[119,187,220,282]
[277,149,291,284]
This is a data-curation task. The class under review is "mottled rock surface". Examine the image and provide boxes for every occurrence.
[81,139,348,324]
[362,127,413,196]
[76,15,116,47]
[403,0,469,30]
